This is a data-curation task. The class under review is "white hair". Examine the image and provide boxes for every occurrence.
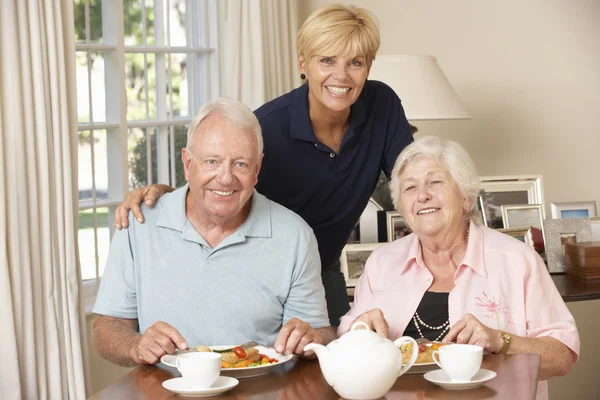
[186,97,263,160]
[389,136,481,222]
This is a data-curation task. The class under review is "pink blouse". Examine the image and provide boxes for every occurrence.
[338,222,580,400]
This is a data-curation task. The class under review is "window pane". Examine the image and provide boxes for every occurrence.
[91,52,107,122]
[168,53,188,117]
[146,0,155,45]
[79,207,110,280]
[128,127,158,189]
[76,52,90,123]
[124,0,144,46]
[73,0,87,43]
[125,53,156,120]
[89,0,104,43]
[78,130,93,202]
[173,125,188,187]
[94,130,109,200]
[167,0,187,46]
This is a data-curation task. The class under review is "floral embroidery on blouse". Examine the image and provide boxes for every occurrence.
[475,291,515,330]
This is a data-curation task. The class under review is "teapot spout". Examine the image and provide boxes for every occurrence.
[303,343,335,386]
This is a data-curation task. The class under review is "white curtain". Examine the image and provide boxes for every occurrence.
[0,1,88,399]
[224,0,301,110]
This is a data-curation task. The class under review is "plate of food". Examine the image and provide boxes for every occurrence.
[161,345,294,379]
[400,341,450,374]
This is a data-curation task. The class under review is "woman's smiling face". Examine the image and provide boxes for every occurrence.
[399,157,470,239]
[298,51,370,114]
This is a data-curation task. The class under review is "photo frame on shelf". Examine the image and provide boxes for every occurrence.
[340,243,386,287]
[385,212,412,243]
[497,226,535,249]
[480,175,544,229]
[550,201,597,219]
[543,219,592,273]
[476,190,492,227]
[356,198,383,243]
[501,204,546,253]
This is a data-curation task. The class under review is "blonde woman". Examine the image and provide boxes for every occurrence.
[113,5,413,327]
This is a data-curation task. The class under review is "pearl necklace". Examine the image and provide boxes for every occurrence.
[412,312,450,342]
[412,224,469,342]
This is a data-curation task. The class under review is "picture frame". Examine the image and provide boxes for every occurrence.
[340,243,386,287]
[497,226,535,249]
[550,201,597,219]
[476,190,492,227]
[356,198,384,243]
[501,204,546,253]
[480,175,544,229]
[543,219,592,273]
[386,212,412,243]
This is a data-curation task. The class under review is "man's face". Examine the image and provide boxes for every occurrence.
[182,115,262,222]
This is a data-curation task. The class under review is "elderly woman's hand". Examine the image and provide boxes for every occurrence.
[349,309,389,338]
[114,184,175,229]
[442,313,503,353]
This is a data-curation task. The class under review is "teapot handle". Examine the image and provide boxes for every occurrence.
[393,336,418,377]
[350,321,370,331]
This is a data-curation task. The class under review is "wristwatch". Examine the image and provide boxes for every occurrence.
[498,331,511,354]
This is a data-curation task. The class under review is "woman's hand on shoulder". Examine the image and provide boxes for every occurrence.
[114,184,175,229]
[442,313,503,353]
[350,309,389,338]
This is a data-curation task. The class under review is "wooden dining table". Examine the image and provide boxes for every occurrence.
[89,353,541,400]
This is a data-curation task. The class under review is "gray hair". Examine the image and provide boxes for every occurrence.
[186,97,263,160]
[389,136,481,223]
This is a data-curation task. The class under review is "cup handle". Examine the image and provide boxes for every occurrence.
[432,350,442,369]
[393,336,418,377]
[350,321,370,331]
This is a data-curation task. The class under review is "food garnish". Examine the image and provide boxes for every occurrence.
[192,344,279,368]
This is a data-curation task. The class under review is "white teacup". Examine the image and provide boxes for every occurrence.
[432,344,483,383]
[176,352,222,388]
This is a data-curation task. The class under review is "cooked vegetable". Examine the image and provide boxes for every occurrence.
[233,346,247,359]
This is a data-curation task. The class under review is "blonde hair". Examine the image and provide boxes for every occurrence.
[389,136,482,222]
[186,97,263,161]
[296,4,380,64]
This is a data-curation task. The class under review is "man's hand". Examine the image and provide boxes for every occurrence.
[274,318,324,358]
[114,184,174,229]
[130,321,188,365]
[443,313,503,353]
[349,309,389,338]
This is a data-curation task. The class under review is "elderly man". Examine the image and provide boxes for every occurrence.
[93,98,334,367]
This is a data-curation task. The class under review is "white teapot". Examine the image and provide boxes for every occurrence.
[304,322,418,400]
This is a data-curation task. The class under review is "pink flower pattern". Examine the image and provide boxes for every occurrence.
[475,291,514,329]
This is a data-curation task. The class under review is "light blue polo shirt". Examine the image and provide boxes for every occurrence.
[93,185,330,346]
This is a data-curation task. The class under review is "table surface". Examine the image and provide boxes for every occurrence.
[90,353,541,400]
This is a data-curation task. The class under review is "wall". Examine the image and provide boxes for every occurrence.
[301,0,600,211]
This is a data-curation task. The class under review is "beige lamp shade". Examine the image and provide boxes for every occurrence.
[369,54,471,120]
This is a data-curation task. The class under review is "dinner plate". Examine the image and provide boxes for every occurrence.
[406,361,437,374]
[162,376,238,397]
[161,345,294,379]
[424,368,497,390]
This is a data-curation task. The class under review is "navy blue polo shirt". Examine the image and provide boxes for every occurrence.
[254,80,413,270]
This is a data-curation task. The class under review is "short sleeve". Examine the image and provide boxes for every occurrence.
[524,252,580,361]
[282,232,330,329]
[93,227,138,319]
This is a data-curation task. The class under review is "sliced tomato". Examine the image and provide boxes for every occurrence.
[233,346,247,359]
[418,343,427,353]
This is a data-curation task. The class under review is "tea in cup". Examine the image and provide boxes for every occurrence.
[432,344,483,383]
[176,352,222,388]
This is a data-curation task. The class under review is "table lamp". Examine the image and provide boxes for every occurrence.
[369,54,471,132]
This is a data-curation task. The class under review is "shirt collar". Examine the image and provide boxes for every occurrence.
[157,184,272,239]
[289,83,367,142]
[400,221,487,278]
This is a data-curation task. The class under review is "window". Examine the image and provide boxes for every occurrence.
[74,0,221,307]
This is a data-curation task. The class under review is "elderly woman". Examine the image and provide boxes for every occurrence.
[113,5,413,327]
[338,136,579,398]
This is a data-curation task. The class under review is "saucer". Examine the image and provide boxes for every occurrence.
[162,376,239,398]
[423,368,497,390]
